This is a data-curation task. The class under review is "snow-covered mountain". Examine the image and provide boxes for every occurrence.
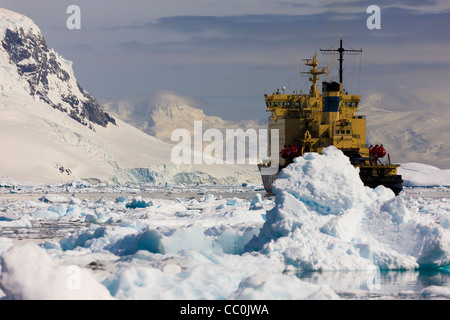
[102,91,264,144]
[0,8,259,185]
[362,94,450,170]
[0,9,115,130]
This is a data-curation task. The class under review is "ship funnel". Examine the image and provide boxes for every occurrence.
[322,81,340,123]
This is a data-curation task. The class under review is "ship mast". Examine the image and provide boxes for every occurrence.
[320,39,362,91]
[300,53,327,97]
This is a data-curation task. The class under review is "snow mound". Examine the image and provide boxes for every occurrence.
[0,242,114,300]
[245,146,450,271]
[399,163,450,187]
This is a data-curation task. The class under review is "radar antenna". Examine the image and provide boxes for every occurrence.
[320,39,362,89]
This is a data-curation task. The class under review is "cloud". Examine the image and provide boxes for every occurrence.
[109,8,450,68]
[2,1,448,123]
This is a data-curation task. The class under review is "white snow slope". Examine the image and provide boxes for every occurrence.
[398,162,450,187]
[363,96,450,170]
[0,8,259,185]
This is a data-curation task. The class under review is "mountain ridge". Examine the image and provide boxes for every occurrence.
[0,10,116,130]
[0,8,260,185]
[102,91,265,144]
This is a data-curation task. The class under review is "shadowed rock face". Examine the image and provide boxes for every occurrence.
[1,27,115,130]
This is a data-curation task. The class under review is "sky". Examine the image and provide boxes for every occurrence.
[1,0,449,122]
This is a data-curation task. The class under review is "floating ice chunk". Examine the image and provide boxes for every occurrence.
[203,194,215,202]
[106,227,164,256]
[412,222,450,268]
[421,285,450,298]
[69,196,82,205]
[30,203,72,221]
[227,198,242,207]
[162,224,213,254]
[249,193,263,210]
[48,204,68,217]
[95,197,108,204]
[40,240,61,250]
[60,225,137,252]
[126,196,153,209]
[115,196,127,204]
[65,203,82,218]
[64,180,91,188]
[32,208,60,220]
[94,207,110,223]
[229,273,339,300]
[104,265,176,299]
[103,249,285,300]
[60,226,107,250]
[85,213,101,223]
[0,216,32,228]
[0,242,113,300]
[39,194,69,203]
[216,228,260,255]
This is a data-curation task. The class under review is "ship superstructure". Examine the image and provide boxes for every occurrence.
[259,40,403,195]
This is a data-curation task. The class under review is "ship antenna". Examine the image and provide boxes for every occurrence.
[320,39,362,91]
[300,53,327,97]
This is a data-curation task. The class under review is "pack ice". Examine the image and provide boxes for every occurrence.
[245,146,450,271]
[1,147,449,299]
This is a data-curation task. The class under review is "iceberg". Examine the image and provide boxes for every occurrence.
[245,146,450,271]
[399,162,450,187]
[0,242,114,300]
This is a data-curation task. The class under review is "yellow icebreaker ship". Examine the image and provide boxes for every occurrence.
[259,40,403,195]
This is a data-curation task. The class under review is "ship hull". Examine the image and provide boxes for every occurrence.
[258,164,279,195]
[359,174,403,196]
[259,166,403,195]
